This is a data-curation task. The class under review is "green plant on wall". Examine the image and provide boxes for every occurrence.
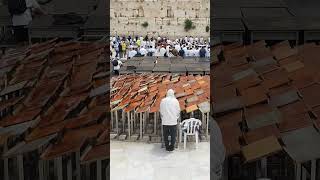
[141,21,149,28]
[206,25,209,32]
[184,19,196,31]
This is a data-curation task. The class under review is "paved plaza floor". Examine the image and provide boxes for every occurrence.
[110,141,210,180]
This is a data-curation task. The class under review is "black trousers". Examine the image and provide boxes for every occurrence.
[163,125,177,149]
[114,70,120,75]
[13,26,29,43]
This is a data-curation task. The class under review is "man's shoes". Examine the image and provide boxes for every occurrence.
[168,145,174,151]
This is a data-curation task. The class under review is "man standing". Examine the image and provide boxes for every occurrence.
[179,48,185,58]
[112,58,122,75]
[121,41,127,58]
[9,0,46,45]
[160,89,181,151]
[159,45,166,56]
[199,46,206,58]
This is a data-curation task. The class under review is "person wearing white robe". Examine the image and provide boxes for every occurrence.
[160,89,180,151]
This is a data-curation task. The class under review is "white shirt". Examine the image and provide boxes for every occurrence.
[183,47,188,56]
[200,37,204,44]
[187,50,192,57]
[206,48,210,57]
[128,50,137,58]
[113,60,122,70]
[141,40,146,48]
[160,90,180,125]
[189,37,194,44]
[150,41,156,48]
[139,48,147,56]
[166,46,170,55]
[174,44,181,52]
[148,47,156,53]
[194,49,200,57]
[159,47,166,56]
[12,0,40,26]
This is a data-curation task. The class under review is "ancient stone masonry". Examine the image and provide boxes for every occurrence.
[111,0,210,38]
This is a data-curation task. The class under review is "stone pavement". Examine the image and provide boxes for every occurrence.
[110,141,210,180]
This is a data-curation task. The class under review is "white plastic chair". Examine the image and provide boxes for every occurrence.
[179,118,202,149]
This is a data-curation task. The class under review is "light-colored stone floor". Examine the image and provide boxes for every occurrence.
[110,141,210,180]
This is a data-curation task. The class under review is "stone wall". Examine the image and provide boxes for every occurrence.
[110,0,210,38]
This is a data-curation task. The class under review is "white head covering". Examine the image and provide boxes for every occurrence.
[166,89,175,97]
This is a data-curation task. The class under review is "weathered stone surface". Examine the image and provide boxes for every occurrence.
[111,0,210,38]
[128,134,139,141]
[201,135,208,142]
[140,135,150,142]
[110,133,118,139]
[150,136,162,143]
[119,134,127,140]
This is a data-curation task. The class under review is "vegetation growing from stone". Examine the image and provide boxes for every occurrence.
[206,25,209,32]
[184,19,196,31]
[141,21,149,28]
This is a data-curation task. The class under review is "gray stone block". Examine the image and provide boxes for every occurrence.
[200,135,208,142]
[146,128,153,134]
[118,134,127,141]
[140,135,150,142]
[150,136,162,143]
[110,133,118,139]
[128,134,139,142]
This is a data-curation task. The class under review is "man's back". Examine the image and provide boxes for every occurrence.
[160,90,180,125]
[179,49,185,57]
[159,47,166,56]
[12,0,41,26]
[200,48,206,57]
[113,60,122,70]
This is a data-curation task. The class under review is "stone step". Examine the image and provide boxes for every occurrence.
[110,133,118,139]
[140,135,150,142]
[118,134,127,141]
[127,134,139,142]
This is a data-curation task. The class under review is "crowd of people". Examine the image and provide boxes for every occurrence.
[110,35,210,60]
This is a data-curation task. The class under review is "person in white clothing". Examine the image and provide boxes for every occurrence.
[112,58,122,75]
[159,46,166,56]
[10,0,46,44]
[147,46,156,56]
[174,43,181,52]
[139,47,147,56]
[140,40,146,48]
[189,36,194,44]
[128,48,137,59]
[150,40,156,48]
[166,45,170,57]
[160,89,181,151]
[182,46,188,56]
